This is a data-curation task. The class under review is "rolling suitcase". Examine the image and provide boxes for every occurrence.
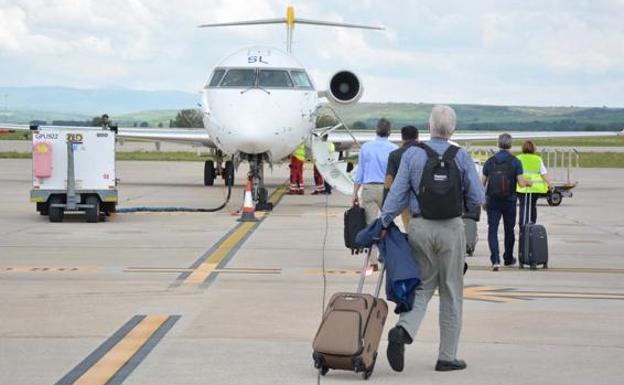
[518,193,549,270]
[344,205,367,254]
[312,246,388,380]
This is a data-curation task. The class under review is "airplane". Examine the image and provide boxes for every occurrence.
[0,6,618,209]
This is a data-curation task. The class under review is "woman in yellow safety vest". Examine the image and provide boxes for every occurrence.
[516,140,553,225]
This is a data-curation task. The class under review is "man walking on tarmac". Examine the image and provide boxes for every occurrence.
[384,125,419,229]
[289,143,306,194]
[482,133,532,271]
[381,105,484,373]
[353,118,397,269]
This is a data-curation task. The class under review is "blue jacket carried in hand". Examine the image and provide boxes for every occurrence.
[355,219,421,313]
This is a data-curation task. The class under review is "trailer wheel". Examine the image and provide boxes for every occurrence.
[204,160,215,186]
[48,196,64,223]
[85,196,101,223]
[547,191,563,207]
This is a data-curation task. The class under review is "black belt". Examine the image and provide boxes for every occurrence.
[366,182,384,185]
[411,213,421,218]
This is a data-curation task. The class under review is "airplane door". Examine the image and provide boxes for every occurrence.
[310,135,356,195]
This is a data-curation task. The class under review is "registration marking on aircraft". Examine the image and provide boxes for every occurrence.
[171,185,288,288]
[54,314,179,385]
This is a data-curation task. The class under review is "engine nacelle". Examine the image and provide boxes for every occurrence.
[326,70,363,105]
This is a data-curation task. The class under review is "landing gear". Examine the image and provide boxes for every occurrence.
[247,154,273,211]
[223,160,234,186]
[204,160,215,186]
[204,155,234,187]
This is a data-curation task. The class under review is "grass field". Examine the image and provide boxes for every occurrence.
[1,150,623,168]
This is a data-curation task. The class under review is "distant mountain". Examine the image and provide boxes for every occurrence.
[0,86,199,115]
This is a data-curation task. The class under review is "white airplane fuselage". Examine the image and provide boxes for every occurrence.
[201,46,319,160]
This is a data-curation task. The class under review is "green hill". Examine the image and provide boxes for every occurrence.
[2,103,623,131]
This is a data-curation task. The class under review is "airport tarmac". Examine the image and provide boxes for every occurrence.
[1,159,623,385]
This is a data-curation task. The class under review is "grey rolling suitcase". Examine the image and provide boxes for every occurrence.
[518,193,549,270]
[312,246,388,380]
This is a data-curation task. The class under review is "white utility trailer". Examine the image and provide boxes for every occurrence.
[30,126,117,222]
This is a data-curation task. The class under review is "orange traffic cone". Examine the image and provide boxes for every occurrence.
[238,179,257,222]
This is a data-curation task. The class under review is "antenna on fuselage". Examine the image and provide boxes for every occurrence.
[198,6,384,54]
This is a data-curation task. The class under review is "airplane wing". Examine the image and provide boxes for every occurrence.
[0,123,216,148]
[327,130,619,151]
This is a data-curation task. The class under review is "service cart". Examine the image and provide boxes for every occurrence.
[30,127,117,222]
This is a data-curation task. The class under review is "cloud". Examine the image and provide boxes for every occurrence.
[0,0,622,106]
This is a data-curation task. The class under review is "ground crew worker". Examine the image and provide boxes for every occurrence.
[381,105,485,373]
[312,135,335,195]
[289,143,306,195]
[101,114,110,129]
[352,118,398,268]
[383,125,419,229]
[516,140,553,225]
[482,133,532,271]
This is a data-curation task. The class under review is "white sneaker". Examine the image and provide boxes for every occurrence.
[491,264,500,272]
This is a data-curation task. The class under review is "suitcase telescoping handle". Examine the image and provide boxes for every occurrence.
[356,240,385,298]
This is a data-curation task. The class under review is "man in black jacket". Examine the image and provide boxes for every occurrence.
[384,125,418,228]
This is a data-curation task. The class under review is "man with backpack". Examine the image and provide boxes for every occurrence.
[481,133,532,271]
[381,106,485,373]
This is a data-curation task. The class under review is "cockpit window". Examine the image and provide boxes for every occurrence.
[208,69,226,87]
[258,70,293,88]
[220,69,256,87]
[290,70,313,89]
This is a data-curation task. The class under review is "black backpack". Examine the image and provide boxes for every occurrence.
[417,143,463,219]
[486,156,514,199]
[344,205,367,254]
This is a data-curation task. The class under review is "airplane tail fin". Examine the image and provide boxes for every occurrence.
[198,6,383,53]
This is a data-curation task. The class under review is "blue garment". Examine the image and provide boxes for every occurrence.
[355,219,421,314]
[381,138,485,227]
[355,136,398,184]
[487,198,517,265]
[482,150,523,202]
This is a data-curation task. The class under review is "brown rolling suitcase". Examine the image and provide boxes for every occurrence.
[312,246,388,380]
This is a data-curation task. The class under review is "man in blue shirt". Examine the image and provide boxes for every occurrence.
[481,133,532,271]
[381,106,485,373]
[353,118,397,268]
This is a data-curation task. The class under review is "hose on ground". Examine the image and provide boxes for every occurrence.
[115,182,233,213]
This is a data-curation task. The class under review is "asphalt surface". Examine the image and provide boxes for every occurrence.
[1,159,623,385]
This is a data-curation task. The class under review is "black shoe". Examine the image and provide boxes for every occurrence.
[435,359,467,372]
[504,257,517,267]
[387,326,412,372]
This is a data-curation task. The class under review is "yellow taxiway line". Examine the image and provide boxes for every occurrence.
[73,314,168,385]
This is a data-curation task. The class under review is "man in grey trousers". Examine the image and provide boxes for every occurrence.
[381,105,485,372]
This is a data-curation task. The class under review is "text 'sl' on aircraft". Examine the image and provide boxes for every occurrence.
[0,6,617,208]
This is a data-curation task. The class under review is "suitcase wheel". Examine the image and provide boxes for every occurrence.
[530,263,537,270]
[313,352,324,369]
[319,366,329,376]
[519,263,524,269]
[362,353,377,380]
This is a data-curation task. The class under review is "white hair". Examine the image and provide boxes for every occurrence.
[429,105,457,139]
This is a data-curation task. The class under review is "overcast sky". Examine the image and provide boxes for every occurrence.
[1,0,623,107]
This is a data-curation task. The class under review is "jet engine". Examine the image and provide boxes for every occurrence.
[326,70,363,105]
